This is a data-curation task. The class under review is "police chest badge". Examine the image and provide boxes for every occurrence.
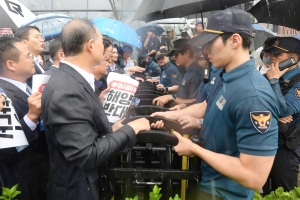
[163,73,166,78]
[295,88,300,99]
[250,111,271,134]
[172,73,177,79]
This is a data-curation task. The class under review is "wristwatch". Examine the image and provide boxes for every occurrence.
[171,94,177,101]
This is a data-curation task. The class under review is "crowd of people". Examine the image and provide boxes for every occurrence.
[0,7,300,200]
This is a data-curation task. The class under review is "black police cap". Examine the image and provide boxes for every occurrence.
[263,37,300,55]
[189,8,254,46]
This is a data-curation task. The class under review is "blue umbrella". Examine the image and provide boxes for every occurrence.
[293,34,300,40]
[22,13,73,41]
[92,17,141,48]
[252,24,277,36]
[252,23,277,50]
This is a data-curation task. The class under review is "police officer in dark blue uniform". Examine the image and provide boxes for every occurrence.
[153,9,279,199]
[155,48,181,93]
[263,37,300,193]
[153,39,203,107]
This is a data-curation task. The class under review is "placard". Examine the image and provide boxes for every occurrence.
[103,72,139,123]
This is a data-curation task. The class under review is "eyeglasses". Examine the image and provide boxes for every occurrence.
[199,57,204,61]
[34,35,45,41]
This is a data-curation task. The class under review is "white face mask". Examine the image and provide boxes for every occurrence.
[263,56,272,66]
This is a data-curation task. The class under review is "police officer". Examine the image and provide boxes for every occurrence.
[155,9,279,199]
[139,54,161,78]
[263,37,300,193]
[155,48,181,93]
[153,39,204,107]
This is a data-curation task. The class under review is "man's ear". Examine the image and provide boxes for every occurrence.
[231,34,243,49]
[5,60,16,72]
[85,39,94,54]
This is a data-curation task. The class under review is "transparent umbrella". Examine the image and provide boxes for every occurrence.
[22,13,73,41]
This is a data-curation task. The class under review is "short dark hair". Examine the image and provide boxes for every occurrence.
[263,37,278,49]
[103,38,113,50]
[60,19,98,57]
[14,26,40,40]
[0,36,22,73]
[220,33,252,49]
[49,39,62,60]
[123,45,133,53]
[178,44,195,58]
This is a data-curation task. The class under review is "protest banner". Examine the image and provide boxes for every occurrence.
[32,74,50,93]
[0,28,14,37]
[103,72,139,123]
[0,90,28,150]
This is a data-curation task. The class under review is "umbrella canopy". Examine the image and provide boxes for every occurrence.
[248,0,300,30]
[127,20,147,30]
[92,17,141,48]
[133,0,253,22]
[252,23,277,50]
[294,34,300,40]
[0,0,36,29]
[22,13,73,41]
[136,23,165,36]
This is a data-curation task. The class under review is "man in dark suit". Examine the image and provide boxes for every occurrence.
[14,26,46,87]
[44,39,64,76]
[42,59,53,71]
[42,19,152,200]
[0,36,48,200]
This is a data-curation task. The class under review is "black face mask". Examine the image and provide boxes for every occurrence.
[139,59,148,68]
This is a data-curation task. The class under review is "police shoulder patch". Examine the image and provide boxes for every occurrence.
[250,111,271,134]
[172,73,178,78]
[295,88,300,99]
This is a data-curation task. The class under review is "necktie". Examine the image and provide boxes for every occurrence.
[25,84,32,95]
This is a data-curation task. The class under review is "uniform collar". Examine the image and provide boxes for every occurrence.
[282,65,300,80]
[185,61,198,72]
[222,59,255,83]
[161,61,171,70]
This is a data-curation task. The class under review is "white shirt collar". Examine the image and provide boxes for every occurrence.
[0,77,29,95]
[33,56,45,73]
[61,61,95,91]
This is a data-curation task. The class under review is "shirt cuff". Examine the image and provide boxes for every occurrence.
[23,115,38,131]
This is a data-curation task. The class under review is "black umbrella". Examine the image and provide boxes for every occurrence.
[248,0,300,30]
[132,0,254,22]
[136,23,165,36]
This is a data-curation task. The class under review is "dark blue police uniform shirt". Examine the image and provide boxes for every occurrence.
[145,61,161,77]
[177,61,204,99]
[199,59,279,199]
[159,61,181,87]
[270,66,300,117]
[196,66,222,103]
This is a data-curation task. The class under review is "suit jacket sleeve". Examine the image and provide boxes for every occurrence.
[47,89,136,171]
[19,118,38,142]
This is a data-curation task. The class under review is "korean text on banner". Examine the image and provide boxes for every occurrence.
[0,92,28,150]
[103,72,139,123]
[0,28,14,37]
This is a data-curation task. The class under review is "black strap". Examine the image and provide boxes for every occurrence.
[280,73,300,95]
